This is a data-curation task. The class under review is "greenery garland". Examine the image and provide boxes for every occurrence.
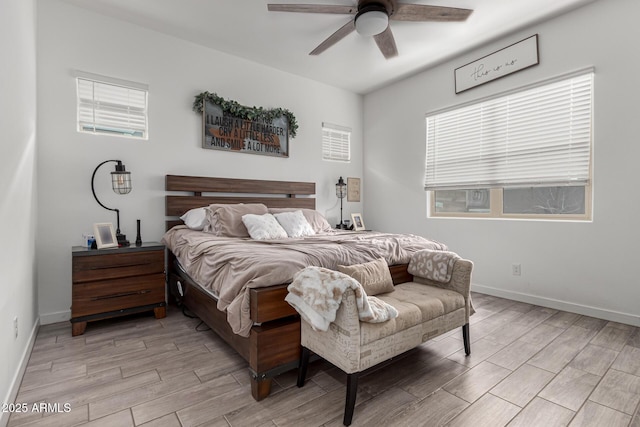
[193,91,298,138]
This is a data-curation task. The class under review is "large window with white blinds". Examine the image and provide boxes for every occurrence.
[425,70,593,220]
[322,122,351,162]
[76,71,148,139]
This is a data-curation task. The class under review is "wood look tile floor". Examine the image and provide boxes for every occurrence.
[8,293,640,427]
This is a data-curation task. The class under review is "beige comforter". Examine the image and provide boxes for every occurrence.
[162,226,447,337]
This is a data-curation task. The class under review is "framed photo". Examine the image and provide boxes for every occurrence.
[351,213,366,231]
[93,222,118,249]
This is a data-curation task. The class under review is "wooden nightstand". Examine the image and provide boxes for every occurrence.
[70,242,166,336]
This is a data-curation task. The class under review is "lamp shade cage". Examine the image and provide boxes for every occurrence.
[111,162,132,194]
[336,176,347,199]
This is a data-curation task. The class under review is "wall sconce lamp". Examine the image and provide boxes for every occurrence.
[335,176,347,229]
[91,160,131,247]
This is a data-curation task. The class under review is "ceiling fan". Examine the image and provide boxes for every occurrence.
[267,0,473,59]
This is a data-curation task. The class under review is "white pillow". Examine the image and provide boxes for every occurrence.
[268,208,333,233]
[241,213,288,240]
[180,207,208,230]
[274,210,315,238]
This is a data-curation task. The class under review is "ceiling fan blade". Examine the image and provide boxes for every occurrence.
[309,20,356,55]
[391,4,473,22]
[373,26,398,59]
[268,4,356,15]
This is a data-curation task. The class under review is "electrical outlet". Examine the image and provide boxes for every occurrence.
[512,264,521,276]
[13,316,18,339]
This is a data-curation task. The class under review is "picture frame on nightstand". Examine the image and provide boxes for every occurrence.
[93,222,118,249]
[351,213,366,231]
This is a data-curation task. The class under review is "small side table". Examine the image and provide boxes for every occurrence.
[70,242,166,336]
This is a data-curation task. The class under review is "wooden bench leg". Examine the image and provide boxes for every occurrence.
[462,323,471,356]
[297,346,310,387]
[344,373,358,426]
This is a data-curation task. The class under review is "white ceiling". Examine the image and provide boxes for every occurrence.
[60,0,596,94]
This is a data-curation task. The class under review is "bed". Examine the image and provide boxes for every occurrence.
[163,175,446,401]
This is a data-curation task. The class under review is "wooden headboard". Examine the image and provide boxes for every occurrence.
[165,175,316,230]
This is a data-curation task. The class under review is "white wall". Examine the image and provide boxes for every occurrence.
[0,0,39,419]
[364,0,640,325]
[37,0,364,323]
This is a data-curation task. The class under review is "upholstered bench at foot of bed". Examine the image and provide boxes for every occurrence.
[297,257,473,426]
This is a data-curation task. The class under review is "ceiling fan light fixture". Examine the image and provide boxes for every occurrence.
[355,5,389,37]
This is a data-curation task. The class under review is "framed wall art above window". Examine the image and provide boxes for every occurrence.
[454,34,539,94]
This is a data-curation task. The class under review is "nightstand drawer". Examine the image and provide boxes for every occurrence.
[73,251,164,283]
[72,273,165,318]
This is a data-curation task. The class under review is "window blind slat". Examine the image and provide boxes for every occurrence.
[425,72,593,190]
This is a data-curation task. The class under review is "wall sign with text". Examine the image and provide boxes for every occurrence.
[202,101,289,157]
[454,34,539,94]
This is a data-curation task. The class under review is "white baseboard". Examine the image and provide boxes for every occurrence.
[1,318,39,427]
[472,283,640,327]
[39,310,70,326]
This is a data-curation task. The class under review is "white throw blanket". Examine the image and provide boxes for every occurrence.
[285,266,399,332]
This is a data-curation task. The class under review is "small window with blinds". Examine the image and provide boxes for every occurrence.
[425,70,593,220]
[76,71,148,139]
[322,122,351,162]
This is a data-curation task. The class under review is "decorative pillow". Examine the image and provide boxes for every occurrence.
[204,203,268,237]
[273,210,315,238]
[241,213,289,240]
[337,258,395,296]
[268,208,333,234]
[180,207,208,230]
[408,249,460,283]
